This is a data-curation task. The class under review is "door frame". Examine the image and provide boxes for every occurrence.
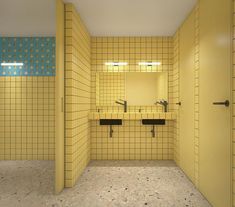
[230,0,233,205]
[55,0,65,194]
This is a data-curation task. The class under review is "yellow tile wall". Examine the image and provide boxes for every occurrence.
[64,4,91,187]
[0,76,55,160]
[97,72,125,106]
[91,37,174,160]
[91,120,173,160]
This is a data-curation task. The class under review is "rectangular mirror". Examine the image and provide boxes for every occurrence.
[96,72,168,106]
[126,72,168,105]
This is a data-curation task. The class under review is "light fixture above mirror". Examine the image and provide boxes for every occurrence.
[138,62,161,66]
[105,62,128,66]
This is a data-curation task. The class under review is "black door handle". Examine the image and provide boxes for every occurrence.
[213,100,229,107]
[176,102,181,106]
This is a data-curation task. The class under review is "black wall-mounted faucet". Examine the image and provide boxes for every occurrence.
[155,99,168,112]
[115,99,127,113]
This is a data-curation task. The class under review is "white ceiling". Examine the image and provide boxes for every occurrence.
[0,0,197,37]
[0,0,55,36]
[64,0,197,36]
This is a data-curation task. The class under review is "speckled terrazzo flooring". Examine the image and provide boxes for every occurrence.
[0,160,212,207]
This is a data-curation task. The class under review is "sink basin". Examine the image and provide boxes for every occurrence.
[100,119,122,138]
[142,119,165,125]
[100,119,122,125]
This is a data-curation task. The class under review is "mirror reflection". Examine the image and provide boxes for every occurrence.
[96,72,168,107]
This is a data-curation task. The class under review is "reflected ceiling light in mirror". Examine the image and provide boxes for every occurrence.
[105,62,128,66]
[1,62,24,66]
[138,62,161,66]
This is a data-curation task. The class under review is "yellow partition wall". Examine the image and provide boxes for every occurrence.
[178,9,196,183]
[172,5,199,185]
[172,32,180,165]
[199,0,231,205]
[233,0,235,205]
[55,0,65,193]
[194,4,200,187]
[64,4,91,187]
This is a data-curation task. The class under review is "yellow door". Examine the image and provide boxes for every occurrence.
[199,0,232,206]
[179,10,195,182]
[55,0,65,194]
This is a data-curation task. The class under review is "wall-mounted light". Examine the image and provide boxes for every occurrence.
[105,62,128,66]
[138,62,161,66]
[1,62,24,66]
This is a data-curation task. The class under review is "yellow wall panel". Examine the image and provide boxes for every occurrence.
[199,0,231,205]
[173,4,200,188]
[55,0,65,193]
[179,9,196,183]
[172,32,180,165]
[233,0,235,205]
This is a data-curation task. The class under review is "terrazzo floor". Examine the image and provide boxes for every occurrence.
[0,160,212,207]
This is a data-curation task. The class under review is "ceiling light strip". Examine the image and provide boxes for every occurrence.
[1,62,24,66]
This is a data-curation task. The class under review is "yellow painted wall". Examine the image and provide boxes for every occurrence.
[55,0,65,193]
[178,9,196,183]
[199,0,231,205]
[194,4,200,187]
[64,4,91,187]
[91,37,175,160]
[0,76,55,160]
[172,32,180,165]
[233,1,235,205]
